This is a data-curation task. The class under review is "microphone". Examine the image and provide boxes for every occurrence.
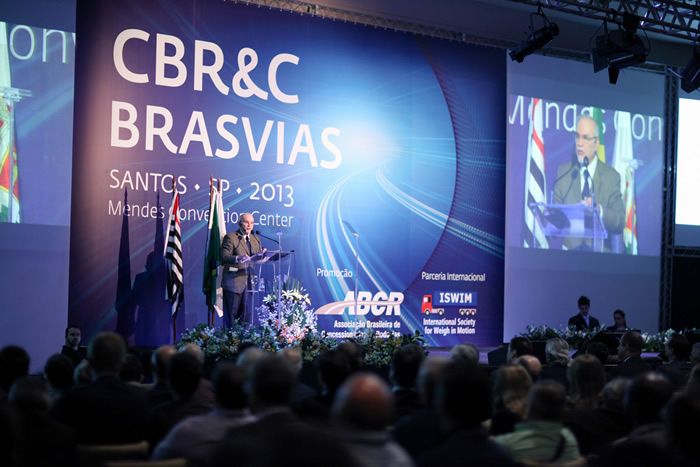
[254,230,280,244]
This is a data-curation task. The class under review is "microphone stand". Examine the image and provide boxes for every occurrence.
[277,231,283,332]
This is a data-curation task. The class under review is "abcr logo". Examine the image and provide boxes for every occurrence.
[315,291,403,316]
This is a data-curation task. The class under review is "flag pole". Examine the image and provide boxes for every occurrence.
[172,175,177,343]
[206,176,213,326]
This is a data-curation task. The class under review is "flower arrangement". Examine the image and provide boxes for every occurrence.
[257,280,318,346]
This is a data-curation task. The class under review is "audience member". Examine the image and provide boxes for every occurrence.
[181,343,215,405]
[585,341,610,365]
[615,331,652,379]
[0,345,30,397]
[664,392,700,466]
[418,360,517,467]
[43,354,74,405]
[515,354,542,381]
[60,325,86,367]
[152,362,255,466]
[541,337,571,388]
[148,351,212,448]
[72,359,91,386]
[393,356,449,460]
[333,373,413,467]
[690,342,700,365]
[489,363,532,436]
[51,331,149,444]
[296,348,351,424]
[279,347,316,405]
[686,363,700,396]
[390,343,425,420]
[148,345,176,409]
[567,354,606,410]
[657,333,693,391]
[449,343,479,366]
[337,341,364,373]
[120,353,145,385]
[9,376,76,467]
[508,336,534,362]
[494,380,582,464]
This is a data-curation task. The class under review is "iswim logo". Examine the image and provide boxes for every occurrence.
[435,291,477,306]
[316,291,403,316]
[421,294,444,315]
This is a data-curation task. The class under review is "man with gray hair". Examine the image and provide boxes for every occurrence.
[552,114,624,250]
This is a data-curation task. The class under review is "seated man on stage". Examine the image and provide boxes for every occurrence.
[221,213,265,328]
[552,115,624,250]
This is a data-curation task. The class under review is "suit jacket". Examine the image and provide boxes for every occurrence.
[568,313,600,331]
[615,354,653,379]
[553,159,625,250]
[221,231,263,293]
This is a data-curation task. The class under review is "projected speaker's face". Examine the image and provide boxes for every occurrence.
[574,118,599,164]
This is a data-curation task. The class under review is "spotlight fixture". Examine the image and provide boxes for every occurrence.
[680,47,700,93]
[509,6,559,63]
[591,14,648,84]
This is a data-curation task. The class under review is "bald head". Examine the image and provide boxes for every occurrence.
[516,354,542,380]
[181,343,205,364]
[152,345,176,382]
[332,373,394,431]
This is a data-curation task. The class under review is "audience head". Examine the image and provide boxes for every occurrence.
[449,343,480,366]
[332,372,394,431]
[8,376,50,412]
[492,363,532,418]
[686,363,700,396]
[167,351,202,399]
[568,354,606,407]
[436,360,491,428]
[508,336,534,361]
[665,333,690,362]
[416,355,449,406]
[527,380,567,422]
[151,345,176,383]
[390,343,425,389]
[600,377,630,412]
[618,330,643,359]
[318,348,351,395]
[249,355,296,411]
[516,354,542,381]
[235,346,266,375]
[87,331,126,376]
[44,354,74,392]
[578,295,591,316]
[0,345,30,394]
[213,362,247,410]
[73,359,92,385]
[664,392,700,461]
[181,343,205,365]
[545,337,570,366]
[120,354,144,383]
[278,347,303,374]
[624,372,673,426]
[585,341,609,365]
[691,343,700,365]
[337,341,363,372]
[64,325,82,349]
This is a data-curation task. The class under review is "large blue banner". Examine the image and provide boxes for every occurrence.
[68,0,506,347]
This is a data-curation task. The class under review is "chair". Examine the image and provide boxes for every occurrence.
[77,441,149,467]
[105,459,188,467]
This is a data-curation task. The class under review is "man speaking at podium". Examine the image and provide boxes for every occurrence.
[552,115,624,250]
[221,213,264,328]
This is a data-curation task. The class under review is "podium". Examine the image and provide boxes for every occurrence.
[528,202,608,252]
[243,249,294,325]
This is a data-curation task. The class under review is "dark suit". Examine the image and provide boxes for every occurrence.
[51,375,149,444]
[221,230,263,327]
[553,158,624,250]
[615,354,653,379]
[568,313,600,331]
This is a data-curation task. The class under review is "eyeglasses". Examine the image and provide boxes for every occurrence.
[574,134,598,143]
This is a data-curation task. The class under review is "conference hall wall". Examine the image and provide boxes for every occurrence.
[504,55,665,338]
[68,0,507,347]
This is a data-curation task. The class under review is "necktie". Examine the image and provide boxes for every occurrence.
[582,169,591,199]
[245,235,252,255]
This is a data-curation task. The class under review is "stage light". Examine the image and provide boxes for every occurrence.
[509,6,559,63]
[591,14,648,84]
[680,48,700,93]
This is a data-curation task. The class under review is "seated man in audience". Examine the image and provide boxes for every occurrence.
[44,354,75,405]
[657,333,693,390]
[61,325,86,367]
[515,354,542,381]
[0,345,30,397]
[691,342,700,366]
[295,348,351,425]
[507,336,534,362]
[278,347,316,406]
[390,343,425,420]
[147,345,176,409]
[449,343,479,366]
[418,360,518,467]
[51,331,149,444]
[333,373,414,467]
[615,331,652,379]
[489,363,532,436]
[152,362,255,466]
[494,380,582,464]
